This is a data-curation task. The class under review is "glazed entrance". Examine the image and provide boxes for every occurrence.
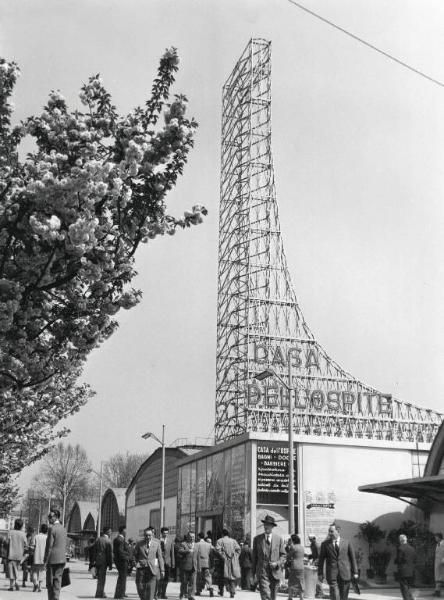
[198,513,224,542]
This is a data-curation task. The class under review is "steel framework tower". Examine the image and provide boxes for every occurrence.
[215,38,442,443]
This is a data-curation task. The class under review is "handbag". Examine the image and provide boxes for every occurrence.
[61,566,71,587]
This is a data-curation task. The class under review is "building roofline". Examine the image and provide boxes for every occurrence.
[176,430,432,466]
[424,418,444,476]
[125,446,200,497]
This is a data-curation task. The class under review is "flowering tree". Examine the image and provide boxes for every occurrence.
[0,49,206,515]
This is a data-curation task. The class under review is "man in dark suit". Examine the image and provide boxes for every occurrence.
[239,540,253,590]
[134,527,165,600]
[157,527,175,599]
[252,515,286,600]
[317,523,358,600]
[395,534,416,600]
[114,525,130,599]
[94,526,113,598]
[44,509,67,600]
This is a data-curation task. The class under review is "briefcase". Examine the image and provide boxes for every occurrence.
[351,577,361,595]
[61,567,71,587]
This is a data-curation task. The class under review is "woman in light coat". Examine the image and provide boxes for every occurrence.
[32,523,49,592]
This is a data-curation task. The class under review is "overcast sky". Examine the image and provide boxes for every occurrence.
[2,0,444,490]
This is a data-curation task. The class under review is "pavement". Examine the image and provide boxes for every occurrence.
[0,561,437,600]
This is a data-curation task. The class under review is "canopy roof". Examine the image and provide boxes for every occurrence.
[359,474,444,506]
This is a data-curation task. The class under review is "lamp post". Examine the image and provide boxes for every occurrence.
[142,425,166,529]
[255,358,296,535]
[88,463,105,537]
[61,483,68,526]
[97,461,103,537]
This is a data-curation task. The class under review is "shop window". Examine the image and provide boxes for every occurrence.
[196,459,206,511]
[224,448,232,507]
[181,464,191,513]
[177,466,182,515]
[207,453,224,511]
[190,463,197,514]
[149,509,161,534]
[231,445,246,541]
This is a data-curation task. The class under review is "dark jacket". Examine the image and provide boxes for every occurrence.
[239,546,253,569]
[94,534,113,569]
[318,538,357,582]
[310,540,320,562]
[395,543,416,577]
[178,541,195,572]
[113,535,130,568]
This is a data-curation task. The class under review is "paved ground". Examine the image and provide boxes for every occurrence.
[0,561,436,600]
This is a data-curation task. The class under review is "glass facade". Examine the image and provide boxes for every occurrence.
[177,442,250,542]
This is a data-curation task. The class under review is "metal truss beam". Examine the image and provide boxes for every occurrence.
[215,38,442,444]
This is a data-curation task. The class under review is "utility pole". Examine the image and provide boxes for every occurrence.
[160,425,165,529]
[97,462,103,537]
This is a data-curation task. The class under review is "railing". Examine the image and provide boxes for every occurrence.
[169,437,214,448]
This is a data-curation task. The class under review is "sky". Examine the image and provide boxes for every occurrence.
[1,0,444,491]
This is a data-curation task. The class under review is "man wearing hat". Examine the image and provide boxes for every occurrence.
[252,515,286,600]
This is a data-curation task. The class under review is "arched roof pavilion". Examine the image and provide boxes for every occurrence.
[67,501,98,535]
[101,488,126,532]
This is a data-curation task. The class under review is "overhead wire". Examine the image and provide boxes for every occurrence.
[287,0,444,89]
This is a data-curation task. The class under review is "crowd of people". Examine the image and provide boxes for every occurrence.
[85,525,244,600]
[83,515,326,600]
[3,512,444,600]
[1,509,69,599]
[87,517,444,600]
[0,519,50,592]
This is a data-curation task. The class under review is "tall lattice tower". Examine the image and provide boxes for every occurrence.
[215,38,442,443]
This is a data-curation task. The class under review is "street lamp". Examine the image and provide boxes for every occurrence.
[88,463,105,537]
[255,361,296,535]
[97,461,103,537]
[61,483,68,527]
[142,425,166,529]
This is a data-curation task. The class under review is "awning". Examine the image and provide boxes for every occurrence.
[359,474,444,506]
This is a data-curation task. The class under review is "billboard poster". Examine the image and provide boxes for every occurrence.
[304,490,336,544]
[256,441,297,505]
